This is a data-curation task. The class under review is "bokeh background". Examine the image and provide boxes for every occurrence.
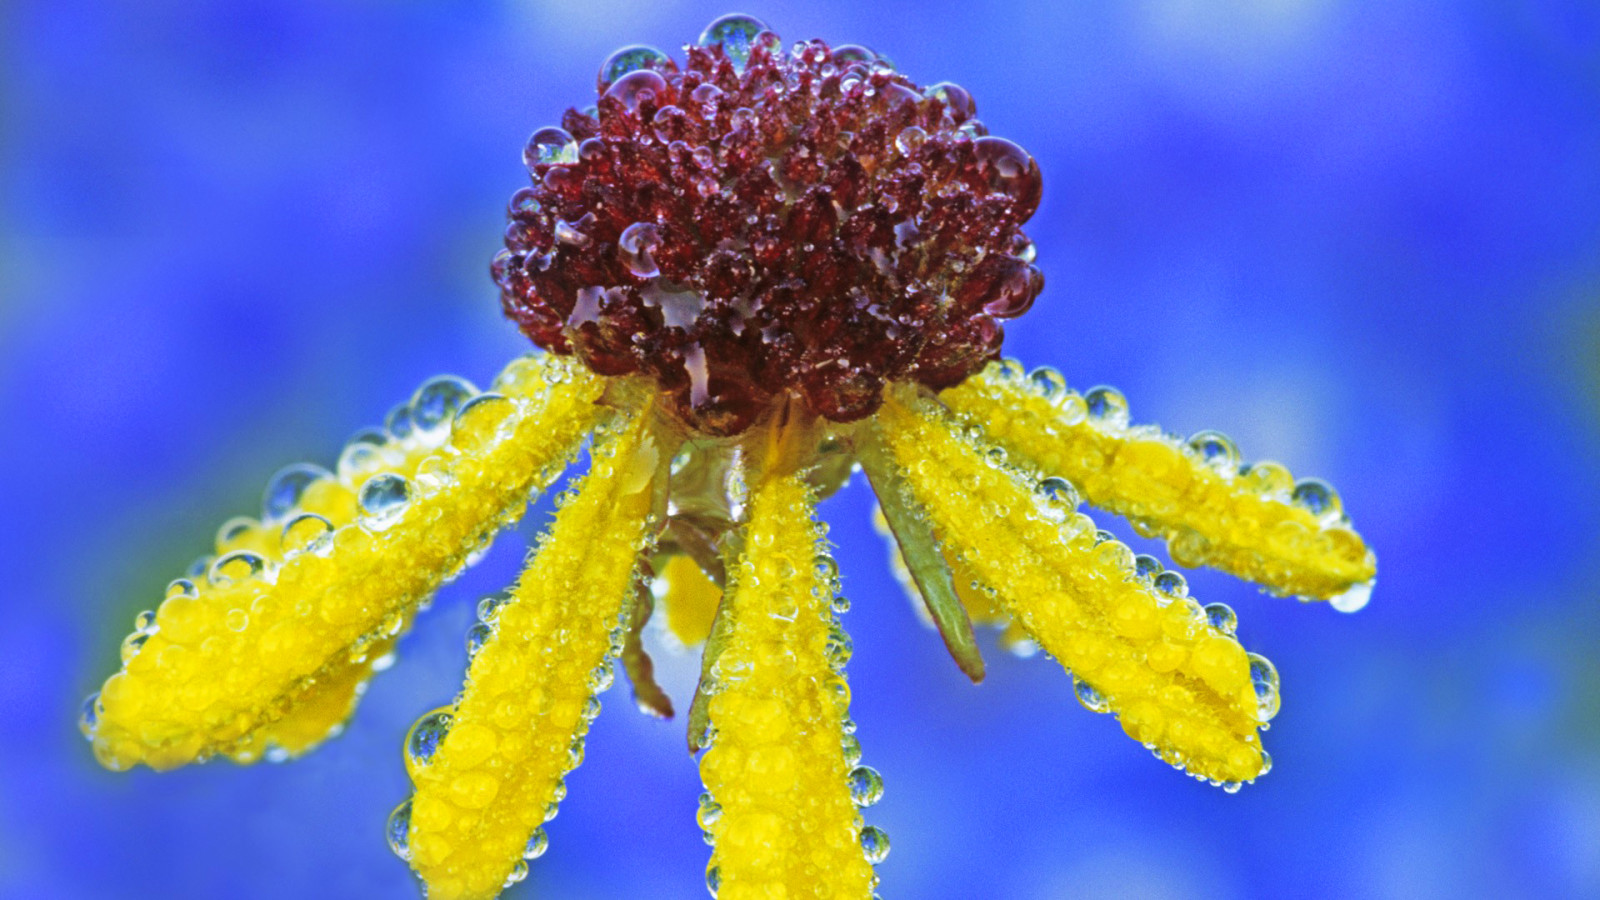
[3,1,1599,897]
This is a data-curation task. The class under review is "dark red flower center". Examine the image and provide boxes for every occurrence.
[495,14,1043,435]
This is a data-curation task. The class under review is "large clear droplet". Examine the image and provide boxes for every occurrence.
[385,403,416,442]
[262,463,333,523]
[1074,676,1110,713]
[597,44,675,92]
[503,860,529,887]
[78,691,101,738]
[617,222,662,279]
[385,799,413,861]
[466,622,493,661]
[1204,602,1238,635]
[1035,476,1079,522]
[451,393,516,451]
[848,765,884,806]
[406,708,453,768]
[1291,478,1341,519]
[1330,579,1374,614]
[208,551,268,588]
[281,513,335,558]
[410,375,478,437]
[523,827,549,860]
[697,13,771,73]
[358,473,411,531]
[859,824,891,865]
[524,126,578,169]
[1248,653,1281,722]
[1084,386,1130,430]
[1186,430,1240,474]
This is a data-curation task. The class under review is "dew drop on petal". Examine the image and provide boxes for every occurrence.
[262,463,333,522]
[1187,430,1240,473]
[894,125,926,155]
[1204,602,1238,635]
[1153,570,1188,599]
[1330,579,1375,613]
[1074,676,1110,713]
[848,765,884,807]
[385,799,413,861]
[79,692,101,738]
[503,860,529,887]
[602,70,669,117]
[281,512,334,558]
[971,136,1042,221]
[1084,386,1129,430]
[209,551,268,588]
[411,375,479,436]
[385,403,416,442]
[523,827,550,859]
[706,863,722,896]
[358,473,411,531]
[1028,365,1067,401]
[1248,652,1281,722]
[859,824,891,865]
[524,126,578,169]
[466,622,493,661]
[406,708,453,769]
[1291,478,1341,519]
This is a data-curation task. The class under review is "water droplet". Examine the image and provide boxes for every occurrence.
[262,463,333,522]
[1243,461,1294,495]
[1074,676,1110,713]
[78,692,101,738]
[133,609,157,634]
[841,733,863,766]
[504,860,529,887]
[385,799,413,860]
[1259,749,1274,775]
[697,14,771,73]
[894,126,926,155]
[697,792,723,831]
[848,765,884,806]
[826,622,853,669]
[618,222,662,279]
[1222,781,1243,794]
[281,513,334,558]
[1330,579,1374,614]
[406,708,453,768]
[1028,366,1067,401]
[597,44,675,92]
[385,403,416,442]
[831,594,852,615]
[411,376,478,436]
[1204,602,1238,635]
[225,608,249,632]
[337,440,384,484]
[1085,386,1129,429]
[466,622,493,660]
[1248,653,1281,721]
[452,393,516,451]
[971,137,1042,220]
[554,216,592,246]
[524,126,578,169]
[1291,478,1342,519]
[120,631,148,662]
[1187,430,1240,473]
[706,864,722,896]
[1132,554,1163,582]
[208,551,268,588]
[358,473,411,531]
[1036,476,1080,521]
[1153,570,1188,599]
[860,825,891,865]
[924,81,975,120]
[185,555,213,580]
[477,593,510,624]
[1094,529,1116,545]
[602,69,668,116]
[589,662,615,692]
[523,827,550,859]
[165,578,199,601]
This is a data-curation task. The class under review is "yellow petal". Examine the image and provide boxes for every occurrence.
[659,552,724,647]
[85,355,607,771]
[940,361,1376,605]
[698,441,878,899]
[402,401,666,900]
[873,386,1275,785]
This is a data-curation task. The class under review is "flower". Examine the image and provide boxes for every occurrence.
[81,14,1376,900]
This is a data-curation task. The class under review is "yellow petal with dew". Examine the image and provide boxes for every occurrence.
[940,360,1376,606]
[872,387,1276,785]
[84,355,607,771]
[400,401,668,900]
[697,415,879,899]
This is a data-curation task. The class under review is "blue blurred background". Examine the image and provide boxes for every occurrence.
[3,1,1598,897]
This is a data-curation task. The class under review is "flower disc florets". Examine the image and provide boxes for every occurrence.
[495,15,1043,435]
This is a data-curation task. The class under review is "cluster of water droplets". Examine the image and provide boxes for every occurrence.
[995,359,1375,613]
